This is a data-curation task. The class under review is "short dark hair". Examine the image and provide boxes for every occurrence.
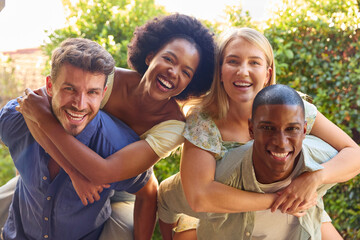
[127,13,216,100]
[252,84,305,119]
[51,38,115,86]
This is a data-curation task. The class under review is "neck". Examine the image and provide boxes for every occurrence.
[131,84,174,113]
[216,101,253,143]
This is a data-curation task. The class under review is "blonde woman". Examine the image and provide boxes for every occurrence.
[158,28,360,240]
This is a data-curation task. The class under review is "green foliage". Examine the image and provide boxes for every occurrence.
[0,144,16,186]
[42,0,166,75]
[154,147,181,183]
[263,0,360,143]
[0,57,24,108]
[324,175,360,239]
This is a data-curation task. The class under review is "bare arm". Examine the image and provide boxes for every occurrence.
[17,107,108,205]
[180,140,277,213]
[310,111,360,183]
[19,88,160,185]
[133,173,158,240]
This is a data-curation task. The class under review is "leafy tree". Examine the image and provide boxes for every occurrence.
[42,0,166,72]
[264,0,360,144]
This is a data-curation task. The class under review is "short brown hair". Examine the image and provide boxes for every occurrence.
[50,38,115,86]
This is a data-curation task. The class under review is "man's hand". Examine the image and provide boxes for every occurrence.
[271,171,321,214]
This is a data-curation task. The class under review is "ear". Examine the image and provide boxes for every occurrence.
[303,121,307,135]
[46,76,54,97]
[145,52,154,66]
[102,85,108,98]
[264,67,272,87]
[248,118,254,139]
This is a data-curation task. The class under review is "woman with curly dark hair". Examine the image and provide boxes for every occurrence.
[11,13,216,240]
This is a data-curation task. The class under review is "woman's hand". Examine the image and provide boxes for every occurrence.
[69,172,110,206]
[16,87,52,125]
[271,171,321,214]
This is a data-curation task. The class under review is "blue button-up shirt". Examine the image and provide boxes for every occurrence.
[0,99,152,240]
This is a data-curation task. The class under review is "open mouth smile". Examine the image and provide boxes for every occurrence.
[233,81,252,87]
[157,75,175,90]
[269,151,292,161]
[65,110,87,122]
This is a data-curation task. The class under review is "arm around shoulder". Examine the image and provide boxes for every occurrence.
[310,111,360,184]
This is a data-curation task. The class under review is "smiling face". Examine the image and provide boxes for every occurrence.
[249,104,306,184]
[141,38,200,101]
[47,63,107,136]
[221,37,272,105]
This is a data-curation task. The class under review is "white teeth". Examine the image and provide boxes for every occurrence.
[158,77,173,89]
[66,111,85,120]
[234,82,251,87]
[271,152,288,158]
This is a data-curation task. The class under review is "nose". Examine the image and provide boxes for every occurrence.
[272,130,289,149]
[237,63,249,77]
[168,66,180,79]
[72,92,86,111]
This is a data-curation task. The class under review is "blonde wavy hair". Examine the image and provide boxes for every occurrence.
[193,27,276,120]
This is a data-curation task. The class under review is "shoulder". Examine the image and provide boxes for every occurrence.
[114,67,141,88]
[0,99,29,146]
[302,99,317,134]
[183,107,222,155]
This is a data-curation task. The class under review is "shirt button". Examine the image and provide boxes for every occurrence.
[44,217,49,221]
[47,196,51,201]
[43,176,47,180]
[44,235,49,238]
[245,232,250,237]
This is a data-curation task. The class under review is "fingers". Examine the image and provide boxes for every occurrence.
[290,210,307,218]
[81,196,88,206]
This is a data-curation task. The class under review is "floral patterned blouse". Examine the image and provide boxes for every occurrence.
[183,100,317,160]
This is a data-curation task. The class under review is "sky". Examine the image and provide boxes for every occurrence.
[0,0,279,52]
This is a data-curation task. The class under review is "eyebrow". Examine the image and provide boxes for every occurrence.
[166,51,195,74]
[62,82,103,91]
[225,54,264,61]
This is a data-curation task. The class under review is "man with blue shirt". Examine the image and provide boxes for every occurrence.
[0,38,157,240]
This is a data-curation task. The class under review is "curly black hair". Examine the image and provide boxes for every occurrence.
[127,13,215,100]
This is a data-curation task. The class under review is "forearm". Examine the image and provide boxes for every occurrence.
[318,146,360,184]
[38,116,160,184]
[310,111,360,184]
[181,140,276,213]
[24,117,82,179]
[183,176,276,213]
[133,174,158,240]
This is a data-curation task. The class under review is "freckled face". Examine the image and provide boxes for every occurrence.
[250,104,306,183]
[47,63,106,136]
[142,38,200,101]
[221,37,272,105]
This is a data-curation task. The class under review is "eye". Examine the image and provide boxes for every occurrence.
[286,126,300,132]
[88,90,100,95]
[182,70,191,78]
[64,87,74,91]
[163,56,174,63]
[260,125,274,131]
[227,59,238,65]
[250,61,260,65]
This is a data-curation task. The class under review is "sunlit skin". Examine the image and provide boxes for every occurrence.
[221,37,272,105]
[250,104,307,184]
[140,38,200,101]
[46,63,107,136]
